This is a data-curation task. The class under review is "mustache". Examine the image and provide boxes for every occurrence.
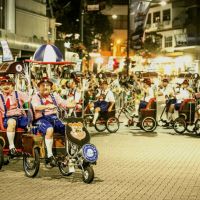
[1,86,10,90]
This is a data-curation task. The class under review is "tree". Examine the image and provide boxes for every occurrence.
[50,0,113,53]
[143,33,162,53]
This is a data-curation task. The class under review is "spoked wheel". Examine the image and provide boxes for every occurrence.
[141,117,157,132]
[173,117,187,134]
[0,144,4,170]
[58,162,73,176]
[82,166,94,184]
[23,148,40,178]
[106,117,119,133]
[194,119,200,134]
[95,117,106,132]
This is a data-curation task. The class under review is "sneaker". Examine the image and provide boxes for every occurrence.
[45,156,57,167]
[9,148,18,156]
[163,122,170,127]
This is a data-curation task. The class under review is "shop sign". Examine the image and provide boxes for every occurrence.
[0,40,14,62]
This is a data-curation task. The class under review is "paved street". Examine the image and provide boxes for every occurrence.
[1,125,200,200]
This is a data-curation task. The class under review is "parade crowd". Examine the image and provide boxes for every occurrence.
[0,70,200,166]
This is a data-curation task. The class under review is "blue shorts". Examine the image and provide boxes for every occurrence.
[139,101,148,111]
[175,103,182,111]
[34,114,65,136]
[3,116,28,129]
[94,101,109,112]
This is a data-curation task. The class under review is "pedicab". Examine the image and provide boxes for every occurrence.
[0,61,34,169]
[22,44,98,183]
[173,98,196,134]
[117,97,157,132]
[84,102,120,133]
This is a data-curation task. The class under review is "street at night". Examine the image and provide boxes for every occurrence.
[1,0,200,199]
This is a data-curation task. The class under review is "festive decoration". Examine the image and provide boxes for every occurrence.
[33,44,63,62]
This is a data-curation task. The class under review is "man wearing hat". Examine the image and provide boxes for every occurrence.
[0,75,29,156]
[92,80,115,125]
[138,78,155,111]
[65,79,82,116]
[31,77,75,167]
[168,79,193,120]
[158,78,176,125]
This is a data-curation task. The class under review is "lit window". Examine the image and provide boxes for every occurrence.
[153,11,160,23]
[165,36,173,47]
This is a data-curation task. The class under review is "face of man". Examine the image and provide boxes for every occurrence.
[102,83,108,90]
[182,83,189,89]
[0,82,14,94]
[39,82,52,96]
[162,81,168,87]
[70,81,76,89]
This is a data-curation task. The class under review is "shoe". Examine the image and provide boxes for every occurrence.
[45,156,57,167]
[163,122,170,127]
[89,122,95,127]
[131,114,138,118]
[136,122,140,127]
[9,148,18,157]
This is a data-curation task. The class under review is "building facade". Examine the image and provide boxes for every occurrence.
[143,0,200,74]
[0,0,56,59]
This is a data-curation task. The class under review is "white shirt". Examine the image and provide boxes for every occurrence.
[160,85,174,98]
[96,89,115,103]
[144,87,154,102]
[176,88,191,103]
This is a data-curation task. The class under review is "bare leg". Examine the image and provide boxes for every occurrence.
[6,118,17,150]
[92,107,100,124]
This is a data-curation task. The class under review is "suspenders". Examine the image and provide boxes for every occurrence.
[0,91,21,118]
[37,93,58,116]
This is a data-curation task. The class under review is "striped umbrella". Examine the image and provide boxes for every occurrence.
[33,44,63,62]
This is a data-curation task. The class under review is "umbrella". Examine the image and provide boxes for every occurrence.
[33,44,63,62]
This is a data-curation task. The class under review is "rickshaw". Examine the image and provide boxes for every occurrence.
[117,97,157,132]
[84,102,120,133]
[0,61,34,169]
[21,44,98,183]
[173,98,196,134]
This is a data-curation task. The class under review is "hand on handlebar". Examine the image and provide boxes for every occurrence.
[66,100,76,108]
[47,104,57,110]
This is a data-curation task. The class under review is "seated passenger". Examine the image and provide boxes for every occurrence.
[157,78,176,125]
[0,75,29,156]
[139,79,155,111]
[66,79,82,116]
[92,80,115,125]
[168,79,193,120]
[31,77,75,166]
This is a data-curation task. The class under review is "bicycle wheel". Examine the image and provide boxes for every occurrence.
[106,117,119,133]
[141,117,157,132]
[95,117,106,132]
[173,117,186,134]
[194,119,200,134]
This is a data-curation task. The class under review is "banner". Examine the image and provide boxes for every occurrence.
[0,40,14,62]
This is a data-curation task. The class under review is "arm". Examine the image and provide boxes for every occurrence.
[54,93,76,109]
[107,91,115,112]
